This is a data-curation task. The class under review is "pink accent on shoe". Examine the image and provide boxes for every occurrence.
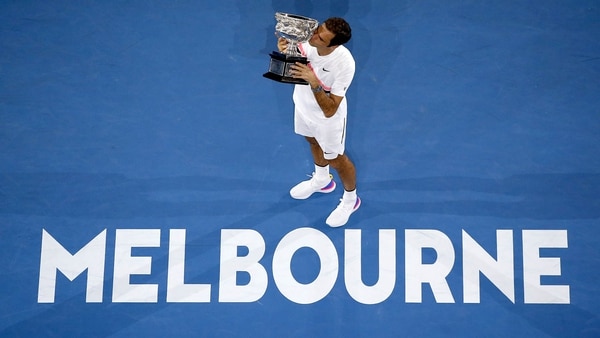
[321,180,336,192]
[353,196,361,210]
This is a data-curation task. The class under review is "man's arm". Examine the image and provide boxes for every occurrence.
[290,62,343,118]
[309,84,344,118]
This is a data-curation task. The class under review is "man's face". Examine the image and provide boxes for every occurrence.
[308,23,335,48]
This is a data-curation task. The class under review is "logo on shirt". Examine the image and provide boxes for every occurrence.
[322,67,330,72]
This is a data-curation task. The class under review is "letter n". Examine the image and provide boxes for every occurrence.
[38,229,107,303]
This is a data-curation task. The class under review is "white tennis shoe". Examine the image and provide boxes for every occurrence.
[290,173,336,200]
[326,196,361,227]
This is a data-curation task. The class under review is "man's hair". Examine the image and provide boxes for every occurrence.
[324,17,352,47]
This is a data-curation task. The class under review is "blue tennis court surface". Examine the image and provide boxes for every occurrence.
[1,1,599,337]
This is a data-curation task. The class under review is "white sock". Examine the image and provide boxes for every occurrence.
[343,189,357,204]
[314,164,330,181]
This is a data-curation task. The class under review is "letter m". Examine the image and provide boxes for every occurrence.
[38,229,107,303]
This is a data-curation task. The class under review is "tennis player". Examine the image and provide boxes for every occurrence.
[278,17,360,227]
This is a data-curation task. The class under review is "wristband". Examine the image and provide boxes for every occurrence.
[311,85,323,93]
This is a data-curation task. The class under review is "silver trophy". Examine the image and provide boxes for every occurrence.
[263,12,319,85]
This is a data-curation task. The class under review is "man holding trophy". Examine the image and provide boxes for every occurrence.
[267,15,359,227]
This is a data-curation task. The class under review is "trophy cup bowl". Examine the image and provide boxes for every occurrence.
[263,12,319,85]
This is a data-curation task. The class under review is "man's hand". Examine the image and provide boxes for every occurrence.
[277,37,288,53]
[290,62,318,88]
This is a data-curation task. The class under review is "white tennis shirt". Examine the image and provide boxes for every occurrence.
[292,41,355,122]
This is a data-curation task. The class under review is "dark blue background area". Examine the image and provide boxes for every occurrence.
[1,0,599,337]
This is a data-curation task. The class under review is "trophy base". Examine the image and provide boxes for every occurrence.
[262,72,308,85]
[263,51,309,85]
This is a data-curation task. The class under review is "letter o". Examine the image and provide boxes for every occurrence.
[272,227,338,304]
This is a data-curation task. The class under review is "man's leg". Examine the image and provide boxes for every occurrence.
[326,153,360,227]
[306,136,328,167]
[289,137,337,199]
[327,154,356,192]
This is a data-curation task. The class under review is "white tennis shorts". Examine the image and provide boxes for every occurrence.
[294,108,346,160]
